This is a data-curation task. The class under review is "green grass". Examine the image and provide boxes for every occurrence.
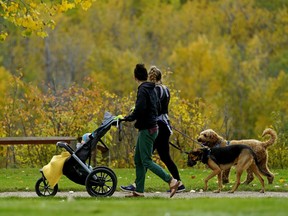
[0,168,287,216]
[0,197,287,216]
[0,168,287,192]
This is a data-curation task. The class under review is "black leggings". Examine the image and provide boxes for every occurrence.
[153,121,181,181]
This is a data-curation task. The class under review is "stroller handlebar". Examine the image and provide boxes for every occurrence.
[57,141,74,154]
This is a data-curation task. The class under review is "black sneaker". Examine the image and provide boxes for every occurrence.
[167,184,186,193]
[176,184,186,193]
[120,184,136,192]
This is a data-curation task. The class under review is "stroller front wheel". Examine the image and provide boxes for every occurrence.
[85,166,117,197]
[35,177,58,197]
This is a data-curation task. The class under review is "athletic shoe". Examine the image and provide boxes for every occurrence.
[120,183,136,192]
[167,184,186,193]
[176,184,186,193]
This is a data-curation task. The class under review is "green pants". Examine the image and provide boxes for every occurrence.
[134,129,172,193]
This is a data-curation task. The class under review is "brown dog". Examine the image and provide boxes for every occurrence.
[197,128,277,184]
[187,145,271,193]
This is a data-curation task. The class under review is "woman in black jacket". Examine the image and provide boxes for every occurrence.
[121,66,185,193]
[123,64,179,198]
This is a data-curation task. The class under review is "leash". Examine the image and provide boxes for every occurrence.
[171,126,204,146]
[168,126,204,154]
[168,141,188,154]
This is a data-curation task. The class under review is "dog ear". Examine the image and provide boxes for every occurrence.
[191,148,204,156]
[209,132,218,141]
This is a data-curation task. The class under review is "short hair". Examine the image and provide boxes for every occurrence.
[134,64,148,81]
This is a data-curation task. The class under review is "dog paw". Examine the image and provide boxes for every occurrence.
[228,190,235,193]
[268,177,274,184]
[259,189,265,193]
[213,190,220,193]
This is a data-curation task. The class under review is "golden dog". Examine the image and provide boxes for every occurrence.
[197,128,277,184]
[187,145,271,193]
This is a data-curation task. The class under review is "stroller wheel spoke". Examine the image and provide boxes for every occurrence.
[35,177,58,197]
[86,166,117,197]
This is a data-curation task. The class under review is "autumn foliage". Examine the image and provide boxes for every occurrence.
[0,0,288,168]
[0,0,94,39]
[0,71,204,168]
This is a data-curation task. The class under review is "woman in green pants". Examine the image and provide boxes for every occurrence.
[123,63,180,198]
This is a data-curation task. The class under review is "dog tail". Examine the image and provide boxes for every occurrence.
[261,128,277,149]
[249,148,273,178]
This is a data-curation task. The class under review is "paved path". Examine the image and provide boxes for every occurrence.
[1,191,288,198]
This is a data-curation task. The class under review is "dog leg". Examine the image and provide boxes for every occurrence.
[257,162,274,184]
[229,169,243,193]
[245,163,272,185]
[222,169,230,184]
[230,153,254,193]
[204,170,220,191]
[205,161,222,191]
[214,171,223,193]
[243,167,254,185]
[251,164,265,193]
[267,174,274,184]
[229,155,252,193]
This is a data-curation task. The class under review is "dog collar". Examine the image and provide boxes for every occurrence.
[201,148,211,164]
[215,140,222,148]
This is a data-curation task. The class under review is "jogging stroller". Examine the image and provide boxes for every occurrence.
[35,112,122,197]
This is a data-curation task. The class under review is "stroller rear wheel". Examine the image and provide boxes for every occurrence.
[35,177,58,197]
[85,166,117,197]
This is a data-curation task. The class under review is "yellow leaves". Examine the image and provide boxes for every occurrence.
[0,32,8,41]
[58,1,75,13]
[80,0,94,11]
[168,88,205,152]
[1,1,45,38]
[47,20,56,30]
[0,0,94,40]
[36,31,48,38]
[29,2,37,9]
[18,15,42,31]
[169,36,230,101]
[0,1,19,15]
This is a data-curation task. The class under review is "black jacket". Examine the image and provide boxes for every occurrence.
[125,82,158,130]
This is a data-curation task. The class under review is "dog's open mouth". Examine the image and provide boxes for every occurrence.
[198,141,213,148]
[199,141,207,146]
